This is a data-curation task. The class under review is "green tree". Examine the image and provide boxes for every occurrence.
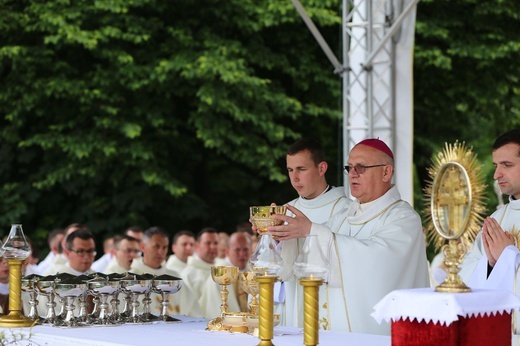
[414,0,520,259]
[414,0,520,178]
[0,0,343,252]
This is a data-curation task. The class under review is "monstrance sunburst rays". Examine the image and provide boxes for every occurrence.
[423,141,487,253]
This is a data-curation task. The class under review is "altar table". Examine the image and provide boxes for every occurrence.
[0,318,390,346]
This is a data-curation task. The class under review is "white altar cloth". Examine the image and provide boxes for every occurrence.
[372,287,520,326]
[1,318,390,346]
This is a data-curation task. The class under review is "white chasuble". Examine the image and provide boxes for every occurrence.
[310,185,430,335]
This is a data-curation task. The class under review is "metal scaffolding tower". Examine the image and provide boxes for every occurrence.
[343,0,419,203]
[291,0,420,203]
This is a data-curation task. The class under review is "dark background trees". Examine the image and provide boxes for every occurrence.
[414,0,520,218]
[0,0,343,253]
[0,0,519,259]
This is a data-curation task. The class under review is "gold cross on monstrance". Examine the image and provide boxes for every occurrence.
[436,166,468,237]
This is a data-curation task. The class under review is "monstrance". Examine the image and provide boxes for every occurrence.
[423,141,486,293]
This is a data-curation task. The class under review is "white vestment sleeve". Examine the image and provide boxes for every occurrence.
[469,245,520,290]
[460,232,484,284]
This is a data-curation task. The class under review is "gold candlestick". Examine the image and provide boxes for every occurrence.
[0,259,33,327]
[256,275,277,346]
[0,224,33,328]
[300,277,323,346]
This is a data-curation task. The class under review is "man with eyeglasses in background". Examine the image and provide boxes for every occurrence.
[52,228,97,275]
[103,235,141,274]
[42,223,90,276]
[268,138,429,335]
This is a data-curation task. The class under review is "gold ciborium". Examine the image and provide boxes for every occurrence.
[240,271,259,315]
[424,142,486,293]
[206,266,239,331]
[250,206,287,236]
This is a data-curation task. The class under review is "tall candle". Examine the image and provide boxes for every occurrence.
[256,275,277,346]
[300,277,324,346]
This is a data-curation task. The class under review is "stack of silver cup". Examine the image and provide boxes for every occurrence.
[22,272,182,327]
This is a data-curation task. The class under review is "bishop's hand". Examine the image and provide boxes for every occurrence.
[268,205,312,241]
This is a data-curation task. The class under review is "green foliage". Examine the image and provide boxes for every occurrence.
[3,0,519,260]
[0,0,342,251]
[414,0,520,233]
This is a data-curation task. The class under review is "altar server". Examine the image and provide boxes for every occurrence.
[277,137,350,328]
[90,236,116,273]
[460,128,520,337]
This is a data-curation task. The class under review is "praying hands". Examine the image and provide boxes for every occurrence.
[482,216,515,267]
